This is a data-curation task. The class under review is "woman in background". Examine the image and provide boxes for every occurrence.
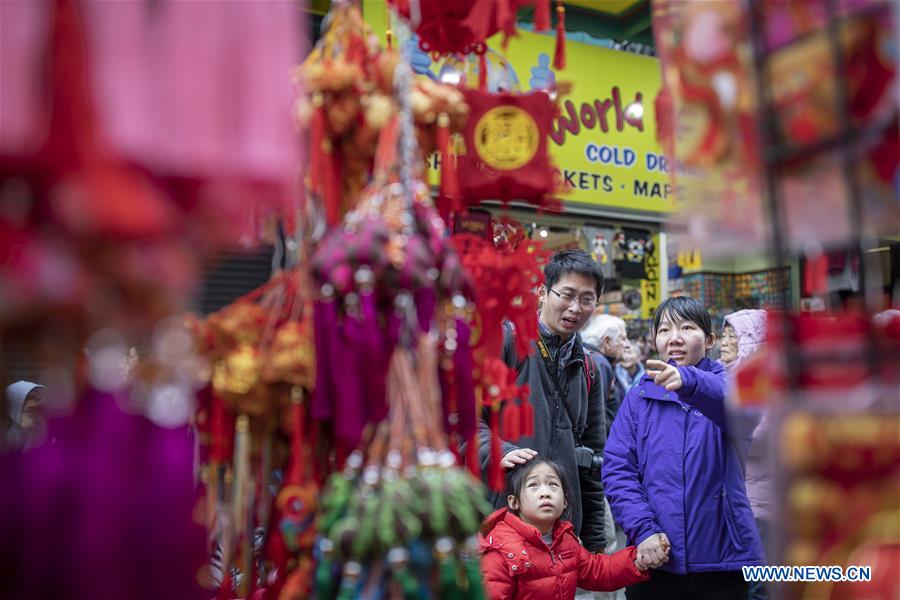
[614,341,644,394]
[720,309,771,600]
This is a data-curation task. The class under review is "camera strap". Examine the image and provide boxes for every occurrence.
[536,334,587,446]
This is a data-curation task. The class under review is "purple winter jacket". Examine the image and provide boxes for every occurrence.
[602,357,764,574]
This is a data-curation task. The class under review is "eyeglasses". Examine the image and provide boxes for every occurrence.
[549,288,598,309]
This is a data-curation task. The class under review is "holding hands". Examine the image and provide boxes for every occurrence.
[634,533,670,571]
[646,360,683,391]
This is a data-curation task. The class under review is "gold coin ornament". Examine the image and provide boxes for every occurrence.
[473,106,540,171]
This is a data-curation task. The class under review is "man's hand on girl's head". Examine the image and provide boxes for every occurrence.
[500,448,538,469]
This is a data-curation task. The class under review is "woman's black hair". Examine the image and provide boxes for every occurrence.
[543,249,604,297]
[652,296,714,338]
[505,458,572,521]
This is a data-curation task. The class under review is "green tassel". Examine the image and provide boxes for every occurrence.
[434,538,462,600]
[336,561,362,600]
[463,556,485,600]
[393,566,419,599]
[314,556,335,598]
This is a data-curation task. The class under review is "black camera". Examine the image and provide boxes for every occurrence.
[574,446,603,477]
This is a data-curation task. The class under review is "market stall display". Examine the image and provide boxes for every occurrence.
[654,1,899,599]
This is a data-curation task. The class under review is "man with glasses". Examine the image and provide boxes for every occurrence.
[475,249,607,554]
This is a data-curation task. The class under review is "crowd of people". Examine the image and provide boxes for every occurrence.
[477,249,774,600]
[0,249,779,600]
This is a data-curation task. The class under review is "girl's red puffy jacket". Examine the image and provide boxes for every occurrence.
[480,509,648,600]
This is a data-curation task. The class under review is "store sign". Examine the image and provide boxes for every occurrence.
[362,7,673,213]
[640,234,661,318]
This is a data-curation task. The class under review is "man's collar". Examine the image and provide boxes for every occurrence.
[537,318,577,353]
[538,318,570,344]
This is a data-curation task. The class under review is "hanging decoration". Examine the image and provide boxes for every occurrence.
[191,265,319,599]
[456,89,561,209]
[652,0,768,258]
[306,55,491,598]
[388,0,559,56]
[308,54,474,461]
[315,337,492,598]
[296,1,468,227]
[451,219,550,489]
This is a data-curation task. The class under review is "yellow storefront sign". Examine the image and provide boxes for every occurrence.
[362,5,672,213]
[640,234,661,318]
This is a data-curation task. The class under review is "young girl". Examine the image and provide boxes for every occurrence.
[603,297,764,600]
[480,459,649,599]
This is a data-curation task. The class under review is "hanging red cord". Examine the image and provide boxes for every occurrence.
[553,0,567,70]
[533,0,551,31]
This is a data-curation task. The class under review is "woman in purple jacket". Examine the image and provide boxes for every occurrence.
[602,297,764,599]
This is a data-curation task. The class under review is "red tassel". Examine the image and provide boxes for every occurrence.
[385,1,393,50]
[519,399,534,437]
[287,388,305,485]
[655,87,674,146]
[437,113,460,218]
[533,0,551,31]
[210,390,231,463]
[479,52,488,92]
[309,94,325,195]
[503,401,522,441]
[374,117,399,175]
[489,407,505,492]
[553,1,567,70]
[466,430,481,479]
[497,0,517,47]
[217,572,232,600]
[804,252,829,296]
[322,137,341,226]
[509,402,521,440]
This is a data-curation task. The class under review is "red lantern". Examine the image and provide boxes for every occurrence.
[457,89,558,207]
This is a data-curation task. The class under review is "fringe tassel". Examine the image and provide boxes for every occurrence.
[217,572,233,600]
[210,389,233,463]
[466,430,481,480]
[654,87,674,146]
[497,0,516,47]
[501,401,521,441]
[553,1,567,70]
[533,0,551,31]
[804,252,829,296]
[288,387,305,485]
[488,407,505,492]
[232,415,251,544]
[323,138,341,226]
[437,113,460,219]
[519,399,534,437]
[309,93,325,197]
[385,0,393,50]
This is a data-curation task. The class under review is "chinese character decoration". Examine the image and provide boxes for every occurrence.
[457,89,562,210]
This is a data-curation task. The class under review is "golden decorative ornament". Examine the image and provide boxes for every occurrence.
[261,321,316,389]
[473,106,540,171]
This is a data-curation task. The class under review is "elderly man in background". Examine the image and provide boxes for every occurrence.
[581,314,628,436]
